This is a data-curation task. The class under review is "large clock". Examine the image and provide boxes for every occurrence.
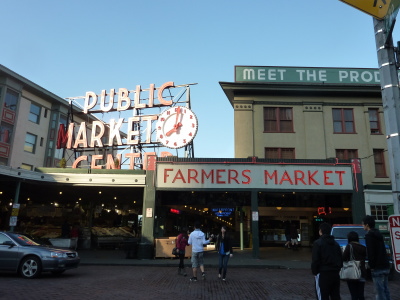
[156,106,198,149]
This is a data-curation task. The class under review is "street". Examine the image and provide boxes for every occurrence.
[1,265,400,300]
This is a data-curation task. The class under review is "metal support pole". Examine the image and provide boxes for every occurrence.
[251,190,259,258]
[240,210,244,250]
[9,181,21,232]
[374,18,400,215]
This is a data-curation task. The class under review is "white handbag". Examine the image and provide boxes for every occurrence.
[340,244,362,280]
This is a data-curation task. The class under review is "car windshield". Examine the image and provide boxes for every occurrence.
[331,227,366,240]
[9,233,40,246]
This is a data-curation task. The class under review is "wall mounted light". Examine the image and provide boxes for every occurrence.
[343,207,350,211]
[276,207,282,210]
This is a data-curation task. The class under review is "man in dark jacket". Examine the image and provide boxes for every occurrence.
[311,222,342,300]
[363,215,391,300]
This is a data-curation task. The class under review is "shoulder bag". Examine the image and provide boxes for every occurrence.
[340,244,362,280]
[172,237,179,256]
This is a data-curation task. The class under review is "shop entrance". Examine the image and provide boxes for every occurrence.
[155,190,251,246]
[258,192,353,247]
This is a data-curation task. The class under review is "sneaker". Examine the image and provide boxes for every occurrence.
[218,274,221,279]
[222,278,226,281]
[189,277,197,282]
[202,272,206,280]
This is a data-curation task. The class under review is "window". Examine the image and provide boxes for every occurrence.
[335,149,358,160]
[20,163,33,171]
[4,89,18,110]
[332,108,355,133]
[264,107,293,132]
[368,108,381,134]
[373,149,387,177]
[265,148,295,159]
[370,205,388,220]
[0,122,13,143]
[29,103,41,124]
[24,133,37,153]
[54,114,68,159]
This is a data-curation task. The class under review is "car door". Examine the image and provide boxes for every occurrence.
[0,233,19,271]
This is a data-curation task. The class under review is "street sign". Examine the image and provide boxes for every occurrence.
[388,215,400,273]
[339,0,400,20]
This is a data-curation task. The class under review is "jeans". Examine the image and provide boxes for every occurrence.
[371,269,391,300]
[346,280,365,300]
[218,254,230,278]
[178,250,185,269]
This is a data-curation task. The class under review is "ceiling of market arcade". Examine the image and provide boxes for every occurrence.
[0,174,144,211]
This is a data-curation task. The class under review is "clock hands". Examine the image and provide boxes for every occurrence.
[166,123,182,136]
[166,107,182,136]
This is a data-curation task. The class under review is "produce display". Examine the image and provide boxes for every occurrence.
[91,226,135,237]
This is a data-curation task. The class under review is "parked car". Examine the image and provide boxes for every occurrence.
[331,224,394,280]
[0,231,80,279]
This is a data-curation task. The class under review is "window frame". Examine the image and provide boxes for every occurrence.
[4,89,19,111]
[373,149,387,178]
[332,108,355,133]
[368,108,381,134]
[24,133,37,154]
[335,149,358,160]
[29,103,41,124]
[20,163,33,171]
[370,204,388,221]
[265,147,295,159]
[263,107,294,133]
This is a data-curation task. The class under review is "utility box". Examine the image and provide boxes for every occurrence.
[154,237,192,258]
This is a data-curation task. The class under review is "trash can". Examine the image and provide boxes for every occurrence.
[137,243,154,259]
[123,238,139,259]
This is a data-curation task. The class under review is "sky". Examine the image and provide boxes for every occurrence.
[1,0,398,159]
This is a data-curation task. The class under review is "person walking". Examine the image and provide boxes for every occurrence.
[215,225,234,281]
[311,222,343,300]
[188,221,212,282]
[284,221,291,249]
[362,215,391,300]
[176,227,189,276]
[342,231,367,300]
[290,222,299,250]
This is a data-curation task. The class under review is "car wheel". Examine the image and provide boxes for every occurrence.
[19,256,42,279]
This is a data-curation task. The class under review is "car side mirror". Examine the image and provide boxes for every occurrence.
[2,241,14,247]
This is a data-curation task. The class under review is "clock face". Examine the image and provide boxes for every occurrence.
[156,106,198,149]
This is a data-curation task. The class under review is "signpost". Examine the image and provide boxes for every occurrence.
[388,215,400,272]
[340,0,400,273]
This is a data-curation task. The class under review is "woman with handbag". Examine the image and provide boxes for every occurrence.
[215,225,234,281]
[176,227,189,276]
[342,231,367,300]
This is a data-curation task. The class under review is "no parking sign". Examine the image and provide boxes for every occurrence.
[389,215,400,273]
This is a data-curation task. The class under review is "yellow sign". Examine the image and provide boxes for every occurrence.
[339,0,391,20]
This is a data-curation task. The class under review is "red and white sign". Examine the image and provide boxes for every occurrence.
[156,163,354,190]
[389,215,400,273]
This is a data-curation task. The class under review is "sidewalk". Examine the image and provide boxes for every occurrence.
[78,246,312,269]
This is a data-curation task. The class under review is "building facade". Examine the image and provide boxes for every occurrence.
[0,65,394,259]
[220,66,393,230]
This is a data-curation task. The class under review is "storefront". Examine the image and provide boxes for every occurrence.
[0,167,146,251]
[148,157,365,257]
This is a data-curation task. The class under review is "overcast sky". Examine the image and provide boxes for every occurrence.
[2,0,398,159]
